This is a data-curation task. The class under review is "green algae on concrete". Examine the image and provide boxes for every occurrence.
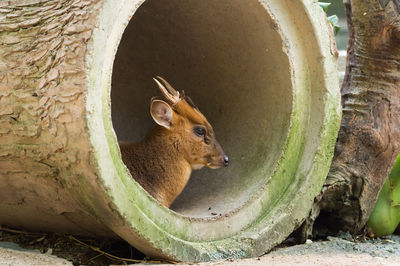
[84,0,341,261]
[0,0,341,262]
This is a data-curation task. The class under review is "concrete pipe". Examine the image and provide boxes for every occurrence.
[0,0,341,262]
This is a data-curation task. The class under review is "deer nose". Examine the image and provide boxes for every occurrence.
[223,155,229,167]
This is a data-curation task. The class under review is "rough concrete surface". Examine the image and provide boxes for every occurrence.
[0,0,340,261]
[1,235,400,265]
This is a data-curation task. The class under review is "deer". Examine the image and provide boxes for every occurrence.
[120,77,229,208]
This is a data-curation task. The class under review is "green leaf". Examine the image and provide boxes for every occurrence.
[328,15,338,25]
[318,2,331,13]
[318,2,340,35]
[328,15,340,35]
[368,153,400,237]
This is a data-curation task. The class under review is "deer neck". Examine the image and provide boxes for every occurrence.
[134,125,192,206]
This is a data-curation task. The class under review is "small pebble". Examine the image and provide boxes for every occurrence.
[45,248,53,255]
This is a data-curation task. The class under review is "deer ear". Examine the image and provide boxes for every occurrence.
[150,99,173,129]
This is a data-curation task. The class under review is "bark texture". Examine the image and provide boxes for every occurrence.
[310,0,400,235]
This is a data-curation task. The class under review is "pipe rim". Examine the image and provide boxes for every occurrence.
[86,0,341,261]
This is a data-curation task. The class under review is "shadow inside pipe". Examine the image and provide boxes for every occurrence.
[111,0,292,218]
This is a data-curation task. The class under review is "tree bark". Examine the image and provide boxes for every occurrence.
[307,0,400,236]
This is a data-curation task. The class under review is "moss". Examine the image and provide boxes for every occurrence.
[83,0,342,261]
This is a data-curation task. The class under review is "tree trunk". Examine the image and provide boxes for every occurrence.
[303,0,400,237]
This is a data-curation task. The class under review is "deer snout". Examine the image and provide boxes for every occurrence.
[223,155,229,167]
[206,152,229,169]
[213,142,229,168]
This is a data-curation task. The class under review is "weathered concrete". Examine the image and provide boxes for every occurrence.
[0,0,341,262]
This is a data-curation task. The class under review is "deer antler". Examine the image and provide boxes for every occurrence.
[153,76,181,105]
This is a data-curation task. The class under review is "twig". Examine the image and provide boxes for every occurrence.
[0,225,176,264]
[69,236,177,264]
[87,252,105,263]
[0,226,46,236]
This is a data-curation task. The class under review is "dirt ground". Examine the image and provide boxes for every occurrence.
[1,228,400,265]
[0,242,72,266]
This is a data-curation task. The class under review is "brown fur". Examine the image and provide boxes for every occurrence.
[120,93,227,207]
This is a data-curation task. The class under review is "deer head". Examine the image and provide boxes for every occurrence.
[151,76,229,170]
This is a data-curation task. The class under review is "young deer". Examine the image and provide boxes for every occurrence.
[120,77,229,207]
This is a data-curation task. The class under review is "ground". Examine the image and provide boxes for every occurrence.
[1,228,400,265]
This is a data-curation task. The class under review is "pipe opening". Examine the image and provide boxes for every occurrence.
[111,0,292,217]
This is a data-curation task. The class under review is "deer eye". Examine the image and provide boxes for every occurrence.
[193,126,206,137]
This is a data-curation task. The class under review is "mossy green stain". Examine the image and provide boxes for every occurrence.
[84,0,342,261]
